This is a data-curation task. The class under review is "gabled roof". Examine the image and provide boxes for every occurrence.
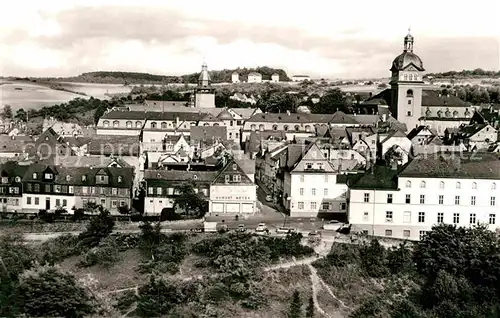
[200,114,222,122]
[400,154,500,179]
[459,124,493,137]
[144,169,218,184]
[365,88,470,108]
[406,126,436,140]
[211,159,254,185]
[329,111,358,125]
[381,129,408,143]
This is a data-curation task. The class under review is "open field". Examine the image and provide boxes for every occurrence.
[0,80,132,111]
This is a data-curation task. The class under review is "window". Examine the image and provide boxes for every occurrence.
[387,194,393,204]
[438,195,444,204]
[45,185,51,192]
[311,188,316,196]
[56,199,60,207]
[386,211,393,222]
[364,193,370,203]
[324,175,328,183]
[420,195,425,204]
[112,188,117,195]
[27,197,32,205]
[103,120,109,128]
[113,120,119,128]
[363,212,369,221]
[82,186,88,194]
[44,173,53,180]
[385,230,393,237]
[68,186,74,194]
[259,124,264,131]
[406,89,414,97]
[455,195,460,205]
[310,202,317,209]
[472,182,477,189]
[35,197,39,205]
[299,188,304,195]
[225,175,230,183]
[405,181,411,188]
[471,196,476,206]
[419,231,427,241]
[126,121,132,128]
[403,230,411,238]
[453,213,460,224]
[340,203,346,210]
[298,202,304,209]
[82,175,87,181]
[437,212,444,223]
[101,199,106,205]
[161,122,167,129]
[136,121,142,128]
[491,197,496,206]
[420,181,426,188]
[300,175,304,182]
[470,213,476,224]
[418,212,425,223]
[322,203,329,210]
[403,211,411,223]
[456,182,461,189]
[157,187,162,195]
[492,183,497,190]
[489,214,496,225]
[233,175,241,182]
[118,176,123,183]
[440,181,445,189]
[148,187,153,195]
[112,200,117,207]
[151,122,157,129]
[62,199,67,207]
[323,188,328,196]
[405,194,411,204]
[407,111,412,116]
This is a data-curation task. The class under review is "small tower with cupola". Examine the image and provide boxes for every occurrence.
[194,61,216,108]
[390,30,425,131]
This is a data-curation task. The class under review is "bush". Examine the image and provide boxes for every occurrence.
[78,207,115,248]
[37,234,81,265]
[17,265,94,317]
[114,290,137,312]
[136,276,184,317]
[79,236,121,268]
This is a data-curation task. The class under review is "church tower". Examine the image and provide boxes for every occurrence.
[390,30,425,131]
[194,62,216,108]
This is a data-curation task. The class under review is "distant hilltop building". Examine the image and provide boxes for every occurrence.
[194,62,216,108]
[291,75,311,82]
[271,73,280,83]
[247,72,262,83]
[231,72,240,83]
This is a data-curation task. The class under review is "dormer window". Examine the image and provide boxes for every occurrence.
[126,121,132,128]
[44,173,53,180]
[118,176,123,183]
[15,176,21,183]
[103,120,110,128]
[295,125,300,132]
[193,175,198,180]
[45,136,49,141]
[225,175,230,183]
[113,121,119,128]
[151,122,157,129]
[272,124,278,131]
[66,175,71,181]
[82,175,87,181]
[161,122,167,129]
[32,173,38,179]
[306,163,313,169]
[284,125,289,131]
[136,121,142,128]
[232,164,237,170]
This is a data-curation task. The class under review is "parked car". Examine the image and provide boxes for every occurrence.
[276,227,296,234]
[308,230,321,237]
[255,223,267,232]
[265,195,273,202]
[190,227,204,233]
[236,224,246,232]
[323,220,342,231]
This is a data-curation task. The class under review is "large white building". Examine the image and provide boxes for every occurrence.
[283,143,349,218]
[348,154,500,241]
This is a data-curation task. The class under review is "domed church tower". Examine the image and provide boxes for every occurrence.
[390,30,425,131]
[194,61,216,108]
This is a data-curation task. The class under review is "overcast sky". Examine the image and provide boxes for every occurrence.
[1,0,499,79]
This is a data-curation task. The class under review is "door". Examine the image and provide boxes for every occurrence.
[45,198,50,210]
[1,198,6,212]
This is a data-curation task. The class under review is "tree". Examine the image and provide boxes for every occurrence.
[288,290,303,318]
[17,265,94,317]
[173,182,207,218]
[136,276,183,317]
[1,105,13,120]
[311,89,349,114]
[78,207,115,248]
[14,108,27,122]
[306,296,315,317]
[359,239,389,278]
[80,236,121,268]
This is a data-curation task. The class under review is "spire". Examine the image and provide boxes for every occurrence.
[404,28,414,53]
[198,60,211,87]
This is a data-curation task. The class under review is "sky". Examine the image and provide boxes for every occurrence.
[1,0,499,79]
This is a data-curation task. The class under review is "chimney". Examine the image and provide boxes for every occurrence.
[382,114,387,122]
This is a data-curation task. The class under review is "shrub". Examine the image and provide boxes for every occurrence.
[79,236,121,268]
[114,290,137,312]
[37,234,81,265]
[78,207,115,248]
[17,265,94,317]
[136,276,184,317]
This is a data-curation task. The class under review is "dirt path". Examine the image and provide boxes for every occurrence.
[309,264,351,311]
[309,264,332,318]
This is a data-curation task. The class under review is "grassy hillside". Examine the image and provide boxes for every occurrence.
[28,67,290,85]
[425,68,500,79]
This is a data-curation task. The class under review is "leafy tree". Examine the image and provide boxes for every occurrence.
[311,89,350,114]
[80,235,121,268]
[173,182,207,218]
[387,241,414,274]
[1,105,13,119]
[17,265,94,317]
[359,239,389,278]
[136,276,183,317]
[78,206,115,248]
[138,221,162,260]
[14,108,27,121]
[306,296,315,317]
[288,290,303,318]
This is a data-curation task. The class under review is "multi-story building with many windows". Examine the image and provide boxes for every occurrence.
[349,154,500,240]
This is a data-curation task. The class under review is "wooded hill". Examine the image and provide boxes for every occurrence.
[35,67,290,85]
